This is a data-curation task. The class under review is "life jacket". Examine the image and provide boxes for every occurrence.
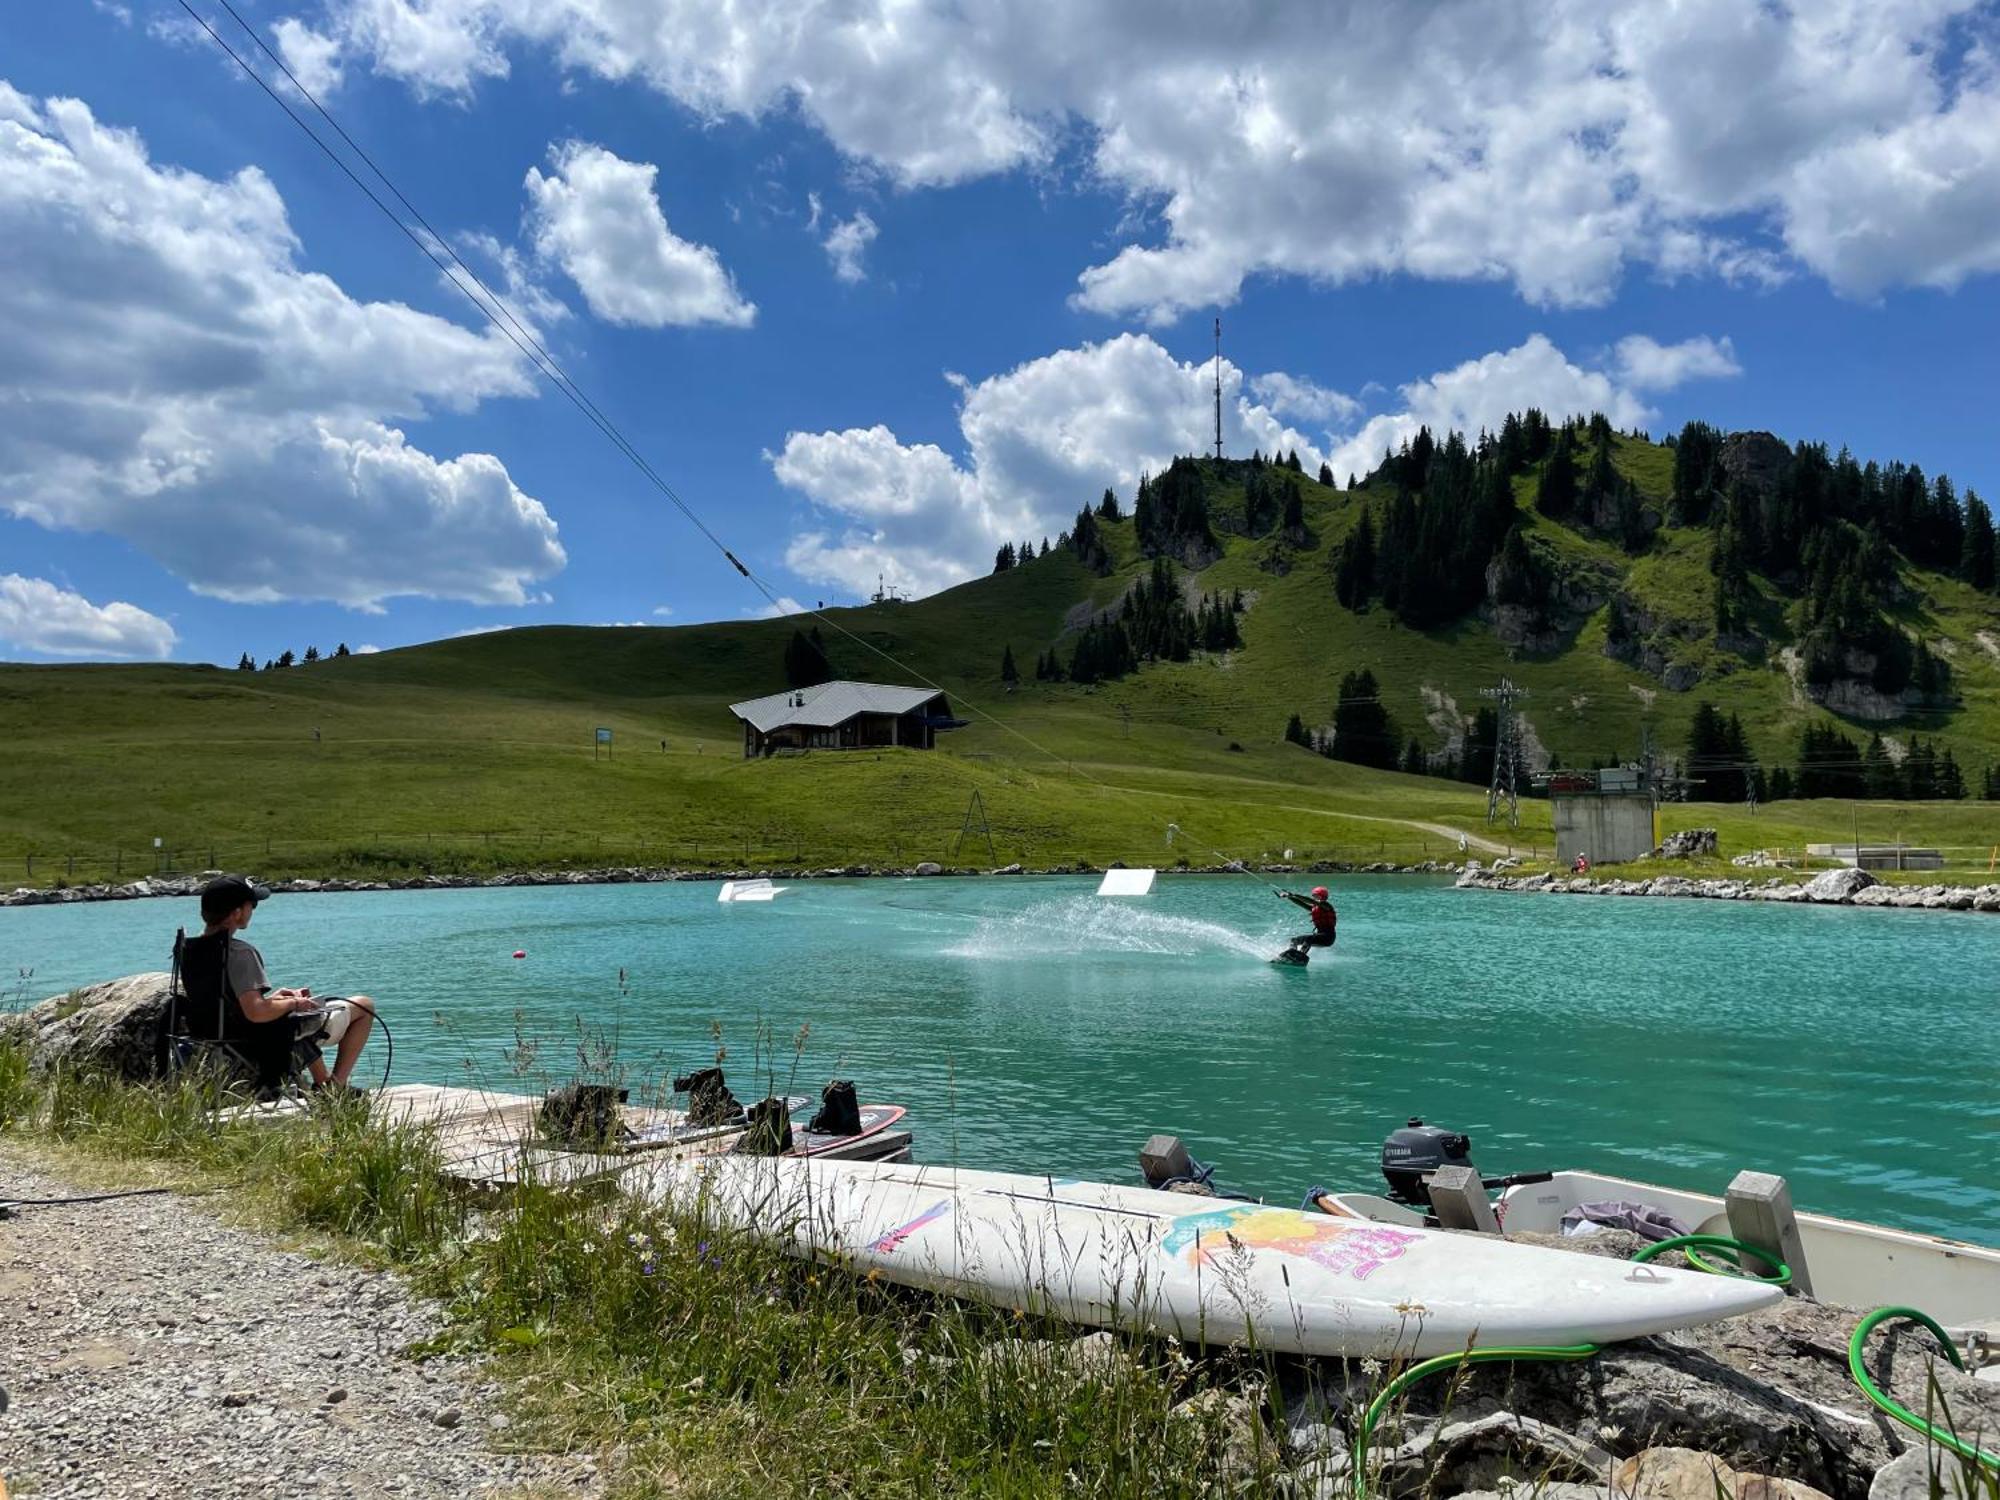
[1310,900,1338,936]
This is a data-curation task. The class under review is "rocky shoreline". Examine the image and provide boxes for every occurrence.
[0,858,1466,909]
[1456,862,2000,913]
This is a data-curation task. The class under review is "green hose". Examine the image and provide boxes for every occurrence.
[1351,1344,1600,1496]
[1630,1233,1793,1287]
[1848,1306,2000,1471]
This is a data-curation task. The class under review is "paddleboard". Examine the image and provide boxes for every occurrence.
[622,1093,813,1152]
[631,1157,1783,1358]
[791,1103,908,1159]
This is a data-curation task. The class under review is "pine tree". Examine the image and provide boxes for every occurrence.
[783,628,833,688]
[1400,738,1427,777]
[1000,645,1018,685]
[333,643,350,658]
[1938,747,1966,800]
[1862,733,1900,799]
[1318,462,1334,486]
[276,649,296,668]
[1536,429,1577,520]
[1330,668,1396,770]
[1281,477,1305,538]
[1962,491,1997,591]
[236,652,255,671]
[1767,766,1794,802]
[993,542,1015,572]
[1098,487,1121,521]
[303,645,320,664]
[1333,507,1377,610]
[1284,711,1308,747]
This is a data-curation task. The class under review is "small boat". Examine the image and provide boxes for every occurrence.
[1315,1120,2000,1338]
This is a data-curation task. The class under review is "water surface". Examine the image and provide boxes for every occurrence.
[6,875,1995,1241]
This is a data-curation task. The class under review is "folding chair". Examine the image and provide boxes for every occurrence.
[163,927,312,1102]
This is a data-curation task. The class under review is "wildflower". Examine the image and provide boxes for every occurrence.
[1359,1358,1384,1377]
[1597,1423,1625,1443]
[865,1268,882,1284]
[640,1257,657,1277]
[627,1231,653,1252]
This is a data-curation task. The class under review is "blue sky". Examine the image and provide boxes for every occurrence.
[3,0,1999,664]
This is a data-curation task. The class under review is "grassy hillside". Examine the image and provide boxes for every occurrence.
[6,436,2000,887]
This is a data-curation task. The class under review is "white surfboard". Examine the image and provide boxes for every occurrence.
[631,1156,1782,1357]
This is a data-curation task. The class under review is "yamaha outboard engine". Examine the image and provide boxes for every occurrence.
[1380,1117,1476,1207]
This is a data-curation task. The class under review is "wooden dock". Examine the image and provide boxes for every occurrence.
[230,1084,913,1190]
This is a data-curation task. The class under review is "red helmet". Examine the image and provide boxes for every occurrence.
[1310,886,1329,901]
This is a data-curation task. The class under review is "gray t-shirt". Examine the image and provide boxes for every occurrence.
[225,940,269,1001]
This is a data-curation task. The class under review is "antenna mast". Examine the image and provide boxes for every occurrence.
[1212,317,1224,462]
[1480,676,1530,828]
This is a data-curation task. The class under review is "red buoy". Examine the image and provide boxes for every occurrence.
[512,950,527,959]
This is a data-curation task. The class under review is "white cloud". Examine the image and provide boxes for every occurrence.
[354,643,381,653]
[272,17,345,95]
[524,141,755,328]
[1614,334,1742,392]
[1248,372,1359,427]
[822,211,879,283]
[1319,332,1739,485]
[293,0,2000,311]
[0,87,566,610]
[771,333,1322,597]
[651,604,675,617]
[749,595,806,618]
[0,575,176,660]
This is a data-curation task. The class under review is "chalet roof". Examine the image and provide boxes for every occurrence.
[729,680,947,734]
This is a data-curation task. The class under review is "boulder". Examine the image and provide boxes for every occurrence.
[1802,868,1876,903]
[1617,1446,1833,1500]
[1654,830,1719,860]
[912,861,943,876]
[0,972,176,1081]
[1868,1447,1988,1500]
[1170,1388,1266,1485]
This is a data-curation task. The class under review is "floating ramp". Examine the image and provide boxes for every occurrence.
[1096,867,1157,896]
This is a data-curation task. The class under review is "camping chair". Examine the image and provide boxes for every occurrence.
[162,927,311,1102]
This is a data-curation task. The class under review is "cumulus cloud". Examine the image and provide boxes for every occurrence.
[1614,334,1742,392]
[524,141,755,328]
[770,333,1322,598]
[0,87,566,610]
[0,575,176,660]
[823,211,879,283]
[1248,372,1359,427]
[1318,333,1739,486]
[771,329,1741,597]
[272,17,344,95]
[749,595,806,618]
[288,0,2000,311]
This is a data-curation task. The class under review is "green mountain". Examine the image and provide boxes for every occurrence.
[5,412,2000,885]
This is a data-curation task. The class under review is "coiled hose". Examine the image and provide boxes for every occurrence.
[1848,1306,2000,1471]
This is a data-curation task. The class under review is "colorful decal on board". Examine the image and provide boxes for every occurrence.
[1160,1205,1420,1280]
[869,1200,951,1253]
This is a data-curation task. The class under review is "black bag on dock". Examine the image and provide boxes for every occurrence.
[673,1066,742,1127]
[808,1080,861,1137]
[735,1095,794,1156]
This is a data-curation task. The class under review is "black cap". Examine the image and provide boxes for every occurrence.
[200,874,269,922]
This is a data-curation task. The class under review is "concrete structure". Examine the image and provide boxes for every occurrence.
[729,680,964,757]
[1805,843,1944,871]
[1543,768,1657,867]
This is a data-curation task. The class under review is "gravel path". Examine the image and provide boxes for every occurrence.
[0,1151,599,1498]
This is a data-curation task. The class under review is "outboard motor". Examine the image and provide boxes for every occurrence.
[1380,1117,1476,1207]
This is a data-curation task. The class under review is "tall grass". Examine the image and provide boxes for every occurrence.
[0,1045,1289,1498]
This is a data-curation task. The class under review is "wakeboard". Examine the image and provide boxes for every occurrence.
[1271,948,1309,967]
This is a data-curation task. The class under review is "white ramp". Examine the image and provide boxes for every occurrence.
[1096,867,1157,897]
[718,878,784,902]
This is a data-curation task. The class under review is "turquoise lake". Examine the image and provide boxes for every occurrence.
[5,875,1996,1242]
